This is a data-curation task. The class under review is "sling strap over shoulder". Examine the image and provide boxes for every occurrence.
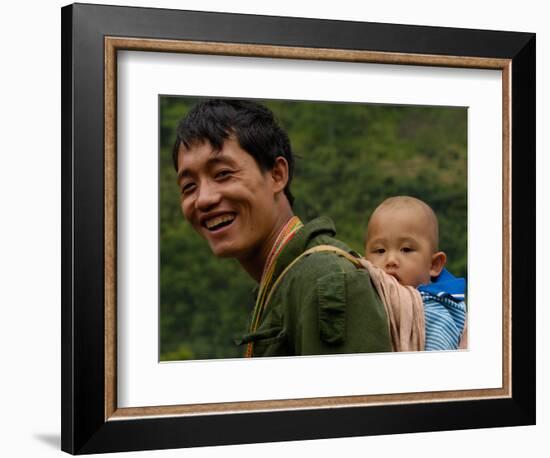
[264,244,425,352]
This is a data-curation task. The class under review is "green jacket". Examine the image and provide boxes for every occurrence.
[237,216,392,357]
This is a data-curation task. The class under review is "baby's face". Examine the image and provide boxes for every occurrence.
[365,207,436,287]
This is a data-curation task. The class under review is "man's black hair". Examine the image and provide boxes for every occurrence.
[172,99,295,207]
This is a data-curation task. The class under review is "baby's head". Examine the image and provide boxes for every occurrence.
[364,196,446,287]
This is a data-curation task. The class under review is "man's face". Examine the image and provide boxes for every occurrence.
[365,207,436,287]
[176,138,280,261]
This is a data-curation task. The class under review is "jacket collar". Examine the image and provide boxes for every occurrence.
[272,216,336,281]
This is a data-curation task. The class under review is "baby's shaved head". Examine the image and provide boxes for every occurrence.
[368,196,440,252]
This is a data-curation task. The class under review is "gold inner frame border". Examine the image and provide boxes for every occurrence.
[104,36,512,421]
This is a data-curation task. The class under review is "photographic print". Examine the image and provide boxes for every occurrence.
[159,96,468,361]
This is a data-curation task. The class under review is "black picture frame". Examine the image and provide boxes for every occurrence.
[61,3,535,454]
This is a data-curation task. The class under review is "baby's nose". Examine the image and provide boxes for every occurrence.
[385,252,399,267]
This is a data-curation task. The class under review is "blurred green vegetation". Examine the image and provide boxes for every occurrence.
[159,96,467,361]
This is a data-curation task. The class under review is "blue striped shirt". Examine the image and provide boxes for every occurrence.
[417,269,466,351]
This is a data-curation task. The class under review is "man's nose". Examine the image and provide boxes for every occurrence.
[195,181,221,211]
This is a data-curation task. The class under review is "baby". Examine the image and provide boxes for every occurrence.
[364,196,467,351]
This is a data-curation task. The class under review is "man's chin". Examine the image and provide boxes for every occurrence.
[211,250,234,258]
[208,242,239,258]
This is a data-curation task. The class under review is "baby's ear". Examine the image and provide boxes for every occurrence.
[430,251,447,278]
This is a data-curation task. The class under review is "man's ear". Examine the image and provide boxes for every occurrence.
[271,156,289,194]
[430,251,447,278]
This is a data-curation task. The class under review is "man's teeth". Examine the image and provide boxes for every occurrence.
[205,214,235,230]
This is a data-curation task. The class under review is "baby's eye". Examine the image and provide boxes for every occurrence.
[372,248,385,254]
[401,247,414,253]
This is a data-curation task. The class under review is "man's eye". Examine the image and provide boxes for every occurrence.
[181,183,196,195]
[215,170,232,179]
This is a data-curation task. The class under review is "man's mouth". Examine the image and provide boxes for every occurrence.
[203,213,236,232]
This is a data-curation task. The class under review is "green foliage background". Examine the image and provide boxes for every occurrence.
[159,97,467,361]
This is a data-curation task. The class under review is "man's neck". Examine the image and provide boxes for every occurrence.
[239,207,295,283]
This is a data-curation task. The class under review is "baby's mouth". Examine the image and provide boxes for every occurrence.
[387,272,401,283]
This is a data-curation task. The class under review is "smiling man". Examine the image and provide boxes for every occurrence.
[173,99,391,357]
